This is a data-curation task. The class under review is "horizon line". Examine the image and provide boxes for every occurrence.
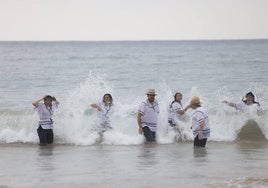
[0,38,267,42]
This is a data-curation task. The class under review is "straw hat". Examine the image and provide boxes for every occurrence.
[146,88,157,95]
[190,96,201,105]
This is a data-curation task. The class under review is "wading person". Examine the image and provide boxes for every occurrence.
[91,93,114,132]
[223,91,262,114]
[32,95,59,146]
[189,96,210,147]
[168,92,190,127]
[137,89,159,142]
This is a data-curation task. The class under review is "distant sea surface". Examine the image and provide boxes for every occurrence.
[0,40,268,187]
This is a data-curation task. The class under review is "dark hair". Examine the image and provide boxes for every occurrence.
[103,93,113,105]
[170,92,182,108]
[243,92,260,106]
[245,92,254,99]
[44,95,53,101]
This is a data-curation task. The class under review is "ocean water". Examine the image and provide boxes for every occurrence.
[0,40,268,187]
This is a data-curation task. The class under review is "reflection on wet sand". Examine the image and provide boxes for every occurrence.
[38,145,54,157]
[193,147,207,158]
[36,145,56,185]
[137,143,158,169]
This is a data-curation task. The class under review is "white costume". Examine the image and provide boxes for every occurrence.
[235,102,261,113]
[96,101,114,128]
[138,100,159,132]
[191,106,210,138]
[35,103,58,129]
[168,101,183,126]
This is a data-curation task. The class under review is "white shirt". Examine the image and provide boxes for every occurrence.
[96,101,114,127]
[235,102,261,113]
[191,106,210,138]
[168,101,183,125]
[138,100,159,132]
[35,103,58,129]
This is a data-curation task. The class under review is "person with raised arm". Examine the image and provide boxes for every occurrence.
[223,92,262,114]
[168,92,190,127]
[32,95,59,146]
[91,93,114,132]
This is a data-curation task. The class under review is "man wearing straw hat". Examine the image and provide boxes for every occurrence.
[189,96,210,147]
[137,88,159,142]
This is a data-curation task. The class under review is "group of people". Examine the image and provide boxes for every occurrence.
[33,90,261,147]
[137,89,210,147]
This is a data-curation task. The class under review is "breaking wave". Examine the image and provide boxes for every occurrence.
[0,72,267,145]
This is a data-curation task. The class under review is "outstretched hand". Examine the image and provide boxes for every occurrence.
[91,104,101,111]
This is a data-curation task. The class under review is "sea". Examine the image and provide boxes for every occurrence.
[0,40,268,188]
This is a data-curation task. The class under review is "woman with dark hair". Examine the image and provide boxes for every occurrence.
[32,95,59,146]
[91,93,114,130]
[223,92,261,113]
[168,92,190,127]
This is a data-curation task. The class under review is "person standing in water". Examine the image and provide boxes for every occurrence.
[223,91,262,113]
[168,92,190,127]
[137,88,159,142]
[32,95,59,146]
[91,93,114,131]
[189,96,210,147]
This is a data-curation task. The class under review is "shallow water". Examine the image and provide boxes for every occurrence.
[1,40,268,187]
[1,40,268,144]
[0,141,268,188]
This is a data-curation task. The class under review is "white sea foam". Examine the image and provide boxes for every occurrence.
[0,72,267,145]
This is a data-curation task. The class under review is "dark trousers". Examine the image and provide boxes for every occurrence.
[142,126,156,142]
[194,135,207,147]
[37,126,54,145]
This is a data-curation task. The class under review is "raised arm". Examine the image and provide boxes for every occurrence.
[32,97,45,107]
[222,100,236,108]
[178,104,191,116]
[52,96,60,105]
[91,103,102,111]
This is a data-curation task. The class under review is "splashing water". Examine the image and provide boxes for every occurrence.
[0,72,267,145]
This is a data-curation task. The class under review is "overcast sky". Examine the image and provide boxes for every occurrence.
[0,0,268,41]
